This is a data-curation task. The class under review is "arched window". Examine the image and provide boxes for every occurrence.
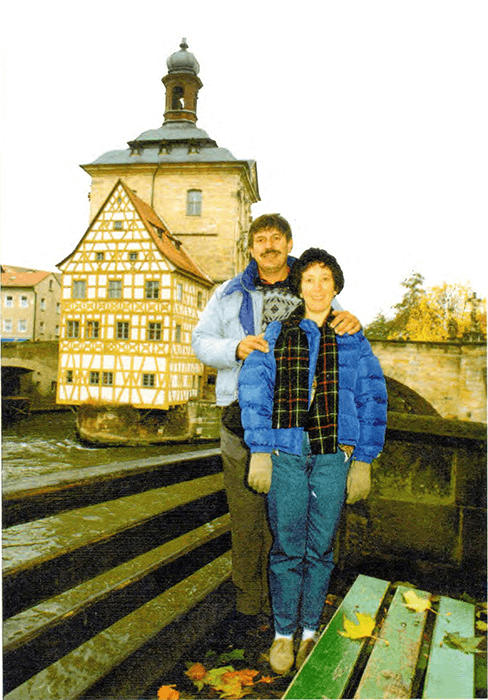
[186,189,202,216]
[172,86,184,109]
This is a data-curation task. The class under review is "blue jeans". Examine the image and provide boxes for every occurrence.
[267,438,350,635]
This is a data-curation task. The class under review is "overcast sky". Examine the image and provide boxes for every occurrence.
[1,0,486,325]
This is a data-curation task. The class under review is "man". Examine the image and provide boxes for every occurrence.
[192,214,360,629]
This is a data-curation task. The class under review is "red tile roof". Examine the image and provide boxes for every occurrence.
[1,266,51,288]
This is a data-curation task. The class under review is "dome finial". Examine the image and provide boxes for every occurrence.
[166,38,200,75]
[180,38,188,50]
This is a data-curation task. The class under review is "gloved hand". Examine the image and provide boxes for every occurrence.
[346,460,371,504]
[248,453,273,493]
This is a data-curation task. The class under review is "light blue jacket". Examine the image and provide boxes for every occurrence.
[238,319,388,463]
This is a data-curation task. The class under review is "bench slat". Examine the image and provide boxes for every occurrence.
[354,585,430,699]
[284,574,390,699]
[3,514,230,653]
[3,472,224,576]
[422,596,475,699]
[4,551,232,700]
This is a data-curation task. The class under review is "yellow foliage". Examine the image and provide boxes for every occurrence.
[403,589,432,612]
[339,611,376,640]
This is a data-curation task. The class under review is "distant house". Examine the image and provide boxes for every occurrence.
[1,266,61,342]
[56,179,214,411]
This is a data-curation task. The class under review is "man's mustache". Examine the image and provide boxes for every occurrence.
[262,249,281,256]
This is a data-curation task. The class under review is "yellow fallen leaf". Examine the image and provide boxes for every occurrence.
[157,684,180,699]
[339,612,375,640]
[403,589,432,613]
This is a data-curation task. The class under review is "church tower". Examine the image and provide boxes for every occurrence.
[82,39,260,283]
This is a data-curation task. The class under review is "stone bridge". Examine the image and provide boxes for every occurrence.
[1,339,486,422]
[369,339,486,422]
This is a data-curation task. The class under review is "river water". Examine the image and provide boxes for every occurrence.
[2,411,219,488]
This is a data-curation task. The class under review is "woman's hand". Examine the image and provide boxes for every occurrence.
[248,453,273,493]
[346,460,371,503]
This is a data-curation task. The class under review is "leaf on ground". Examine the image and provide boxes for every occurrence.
[215,648,246,665]
[203,665,236,687]
[214,671,253,699]
[257,676,277,684]
[339,612,375,640]
[403,589,432,613]
[443,631,485,654]
[157,685,180,699]
[184,662,207,691]
[476,620,488,632]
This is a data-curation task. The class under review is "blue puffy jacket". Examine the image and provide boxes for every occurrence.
[238,317,387,464]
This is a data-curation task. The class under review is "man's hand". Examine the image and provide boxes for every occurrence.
[248,453,273,493]
[330,310,361,336]
[236,332,269,361]
[346,460,371,504]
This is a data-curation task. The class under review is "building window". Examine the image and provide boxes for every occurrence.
[175,324,182,342]
[66,370,74,383]
[67,320,80,338]
[5,295,13,308]
[20,295,28,308]
[55,325,60,337]
[18,319,27,333]
[73,280,86,299]
[108,279,122,298]
[102,372,114,386]
[142,373,155,387]
[176,283,183,301]
[129,252,138,261]
[116,321,130,339]
[86,320,100,339]
[113,221,123,230]
[148,322,162,340]
[56,303,60,314]
[49,280,53,291]
[186,189,202,216]
[40,298,46,311]
[4,318,12,332]
[39,321,45,334]
[145,280,160,299]
[96,252,104,261]
[89,371,100,385]
[197,291,203,310]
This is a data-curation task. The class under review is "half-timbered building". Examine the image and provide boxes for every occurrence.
[56,179,213,417]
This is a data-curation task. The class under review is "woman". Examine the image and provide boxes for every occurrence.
[238,248,387,675]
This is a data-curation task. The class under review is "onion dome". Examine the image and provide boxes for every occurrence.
[166,38,200,75]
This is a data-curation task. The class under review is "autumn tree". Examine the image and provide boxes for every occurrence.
[365,273,486,342]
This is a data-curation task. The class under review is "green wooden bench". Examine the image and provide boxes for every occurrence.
[284,574,478,700]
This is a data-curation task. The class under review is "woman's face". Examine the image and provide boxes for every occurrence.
[300,263,337,318]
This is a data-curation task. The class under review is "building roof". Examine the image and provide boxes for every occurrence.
[1,266,55,288]
[57,180,213,286]
[122,183,213,285]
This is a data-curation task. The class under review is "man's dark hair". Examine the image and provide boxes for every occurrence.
[289,248,344,296]
[248,213,292,247]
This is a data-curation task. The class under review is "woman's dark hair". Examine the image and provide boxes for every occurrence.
[289,248,344,296]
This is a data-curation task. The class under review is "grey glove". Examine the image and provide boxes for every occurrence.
[248,453,273,493]
[346,460,371,504]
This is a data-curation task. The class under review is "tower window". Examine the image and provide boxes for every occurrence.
[66,370,73,383]
[176,283,183,301]
[96,252,104,261]
[175,324,182,342]
[186,189,202,216]
[129,252,138,261]
[89,371,100,385]
[113,221,123,231]
[172,85,184,109]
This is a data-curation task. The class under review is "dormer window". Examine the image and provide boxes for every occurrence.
[186,189,202,216]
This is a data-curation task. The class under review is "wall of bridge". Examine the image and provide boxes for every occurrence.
[370,339,486,422]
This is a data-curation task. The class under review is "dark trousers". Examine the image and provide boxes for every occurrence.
[220,423,272,615]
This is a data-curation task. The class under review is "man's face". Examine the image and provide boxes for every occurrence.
[249,227,293,280]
